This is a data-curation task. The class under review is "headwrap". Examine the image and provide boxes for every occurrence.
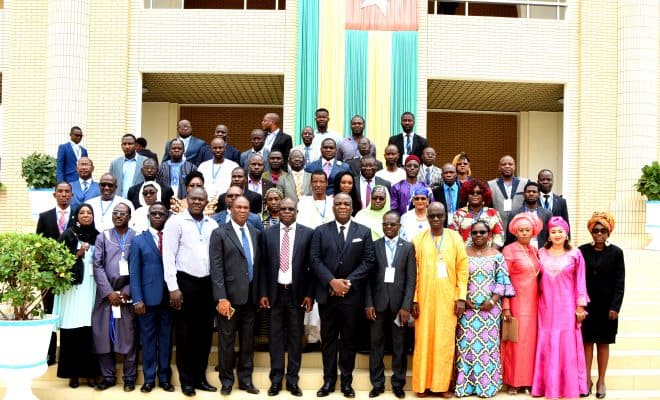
[413,186,432,198]
[405,155,421,165]
[138,181,162,207]
[508,212,543,237]
[587,211,615,233]
[547,216,570,234]
[264,186,284,200]
[354,185,391,240]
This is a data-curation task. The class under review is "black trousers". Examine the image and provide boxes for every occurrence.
[174,272,214,387]
[369,309,407,389]
[269,284,305,386]
[319,298,361,387]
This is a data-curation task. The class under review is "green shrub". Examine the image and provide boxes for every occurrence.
[21,152,57,189]
[635,161,660,201]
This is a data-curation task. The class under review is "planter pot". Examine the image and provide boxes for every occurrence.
[0,315,58,400]
[646,200,660,251]
[27,188,55,221]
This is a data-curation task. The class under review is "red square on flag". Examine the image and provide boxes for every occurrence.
[345,0,418,31]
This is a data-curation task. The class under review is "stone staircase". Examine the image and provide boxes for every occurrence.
[1,249,659,399]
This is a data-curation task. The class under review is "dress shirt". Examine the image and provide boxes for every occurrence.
[290,169,305,197]
[197,158,238,199]
[376,168,406,186]
[336,136,376,162]
[419,165,442,188]
[264,128,280,153]
[403,132,416,159]
[278,222,296,284]
[384,235,399,267]
[312,130,343,153]
[162,209,219,291]
[292,144,320,165]
[149,227,161,249]
[248,178,263,194]
[541,192,554,211]
[335,220,352,242]
[359,175,374,208]
[180,135,191,153]
[79,178,92,192]
[444,183,459,213]
[122,157,138,198]
[70,141,82,160]
[230,219,254,263]
[56,206,71,233]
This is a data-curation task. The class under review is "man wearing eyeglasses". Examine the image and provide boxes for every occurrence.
[57,126,88,183]
[365,210,416,399]
[88,173,135,231]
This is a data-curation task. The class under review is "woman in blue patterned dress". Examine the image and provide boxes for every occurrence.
[454,220,515,398]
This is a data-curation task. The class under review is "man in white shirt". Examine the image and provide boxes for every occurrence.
[375,144,406,186]
[197,137,238,200]
[88,173,135,232]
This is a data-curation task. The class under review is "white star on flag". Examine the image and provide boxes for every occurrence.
[361,0,388,16]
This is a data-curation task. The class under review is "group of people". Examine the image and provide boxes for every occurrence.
[37,110,625,399]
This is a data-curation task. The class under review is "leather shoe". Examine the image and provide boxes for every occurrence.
[95,379,116,391]
[369,386,385,397]
[341,385,356,398]
[220,385,232,395]
[159,382,175,392]
[123,382,136,392]
[393,387,406,398]
[68,377,79,388]
[317,382,335,397]
[268,383,282,396]
[287,383,303,397]
[140,383,155,393]
[239,383,260,394]
[195,381,217,392]
[181,385,196,397]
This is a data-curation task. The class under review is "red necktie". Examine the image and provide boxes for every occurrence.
[280,227,291,273]
[157,231,163,255]
[58,210,67,234]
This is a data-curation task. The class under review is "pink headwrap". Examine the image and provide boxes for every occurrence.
[547,216,570,234]
[508,212,543,237]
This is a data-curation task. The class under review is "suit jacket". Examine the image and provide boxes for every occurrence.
[210,222,261,305]
[355,176,391,209]
[388,133,428,166]
[267,130,293,164]
[259,223,314,305]
[276,170,311,202]
[216,189,263,215]
[310,221,375,305]
[109,154,148,197]
[70,180,101,211]
[505,206,553,246]
[347,157,383,177]
[240,149,269,171]
[128,230,167,306]
[539,192,570,226]
[163,136,211,167]
[36,208,76,240]
[365,237,416,313]
[432,182,462,227]
[488,177,529,228]
[211,210,264,232]
[56,142,88,183]
[198,143,240,165]
[156,160,197,200]
[127,181,174,210]
[304,158,351,196]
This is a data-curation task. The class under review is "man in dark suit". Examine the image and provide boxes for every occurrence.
[310,193,375,398]
[432,163,462,227]
[262,113,293,165]
[365,210,416,399]
[36,181,76,365]
[240,129,269,170]
[128,203,174,393]
[211,185,264,231]
[162,119,212,167]
[347,138,383,176]
[537,169,570,226]
[388,112,428,166]
[127,158,174,210]
[305,138,351,196]
[506,181,553,247]
[215,167,263,214]
[355,156,391,210]
[247,154,275,210]
[487,155,528,229]
[136,137,158,163]
[56,126,88,183]
[198,124,241,164]
[69,157,101,211]
[258,198,313,397]
[210,196,262,396]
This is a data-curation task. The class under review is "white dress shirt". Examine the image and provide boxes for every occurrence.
[88,195,135,232]
[278,222,296,284]
[335,220,352,241]
[230,219,254,261]
[376,168,406,186]
[197,158,238,199]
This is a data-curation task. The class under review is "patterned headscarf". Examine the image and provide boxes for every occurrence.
[264,186,284,200]
[547,216,570,234]
[587,211,615,233]
[508,212,543,237]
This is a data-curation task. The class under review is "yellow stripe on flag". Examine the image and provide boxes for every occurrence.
[366,30,391,164]
[318,0,345,135]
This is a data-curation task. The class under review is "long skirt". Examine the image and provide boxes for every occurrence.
[57,327,100,379]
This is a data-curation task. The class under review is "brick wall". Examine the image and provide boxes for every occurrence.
[180,106,283,152]
[426,112,517,181]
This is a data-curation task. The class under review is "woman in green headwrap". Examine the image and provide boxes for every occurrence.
[354,185,391,240]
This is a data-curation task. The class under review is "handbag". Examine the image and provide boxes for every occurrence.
[502,316,518,342]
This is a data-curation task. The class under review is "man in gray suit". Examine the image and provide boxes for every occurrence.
[210,196,262,396]
[487,155,528,229]
[109,134,148,198]
[277,149,311,202]
[365,210,416,399]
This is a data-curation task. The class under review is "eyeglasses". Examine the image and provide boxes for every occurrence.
[427,213,445,219]
[149,211,167,217]
[100,183,115,188]
[280,207,296,212]
[142,191,157,196]
[413,196,428,201]
[592,228,609,234]
[469,191,482,195]
[382,222,399,227]
[112,211,128,217]
[471,230,489,236]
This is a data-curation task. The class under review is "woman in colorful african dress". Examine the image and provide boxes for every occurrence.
[450,180,506,249]
[454,220,514,398]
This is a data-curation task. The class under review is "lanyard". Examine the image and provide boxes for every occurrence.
[385,238,397,264]
[113,229,127,256]
[211,162,223,180]
[194,218,206,241]
[315,198,327,219]
[100,198,113,218]
[468,207,484,221]
[431,232,445,259]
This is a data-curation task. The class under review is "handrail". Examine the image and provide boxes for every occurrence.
[430,0,567,20]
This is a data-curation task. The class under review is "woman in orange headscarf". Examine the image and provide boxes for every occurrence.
[580,212,625,399]
[500,212,543,395]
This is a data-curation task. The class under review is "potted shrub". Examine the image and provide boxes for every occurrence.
[21,152,58,220]
[0,233,76,398]
[635,161,660,250]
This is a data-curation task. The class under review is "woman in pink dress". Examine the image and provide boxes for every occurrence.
[501,212,543,395]
[532,216,589,399]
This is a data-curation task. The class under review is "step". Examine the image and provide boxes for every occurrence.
[592,369,660,391]
[618,316,660,334]
[613,333,660,350]
[618,288,660,303]
[607,350,660,369]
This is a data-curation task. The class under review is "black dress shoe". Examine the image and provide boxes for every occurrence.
[181,385,196,397]
[317,382,335,397]
[124,382,136,392]
[369,386,385,398]
[220,385,232,395]
[393,387,406,398]
[195,381,217,392]
[68,377,80,388]
[95,379,116,391]
[287,383,303,397]
[239,383,260,394]
[268,383,282,396]
[140,383,155,393]
[341,385,356,398]
[159,382,175,392]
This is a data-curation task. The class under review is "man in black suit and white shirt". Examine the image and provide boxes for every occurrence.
[387,112,428,166]
[210,196,262,396]
[258,198,314,397]
[365,210,416,399]
[311,193,375,398]
[262,113,293,165]
[537,169,570,226]
[432,163,462,227]
[356,156,391,210]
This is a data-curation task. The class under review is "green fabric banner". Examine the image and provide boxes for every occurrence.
[390,31,418,136]
[344,30,369,137]
[294,0,320,146]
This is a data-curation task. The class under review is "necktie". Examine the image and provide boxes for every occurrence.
[339,225,346,248]
[294,173,303,197]
[425,167,431,185]
[280,227,291,273]
[157,231,163,255]
[365,180,372,207]
[82,181,89,193]
[406,135,412,154]
[241,227,254,282]
[58,210,67,234]
[305,147,311,164]
[323,161,331,178]
[447,186,454,213]
[544,194,550,210]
